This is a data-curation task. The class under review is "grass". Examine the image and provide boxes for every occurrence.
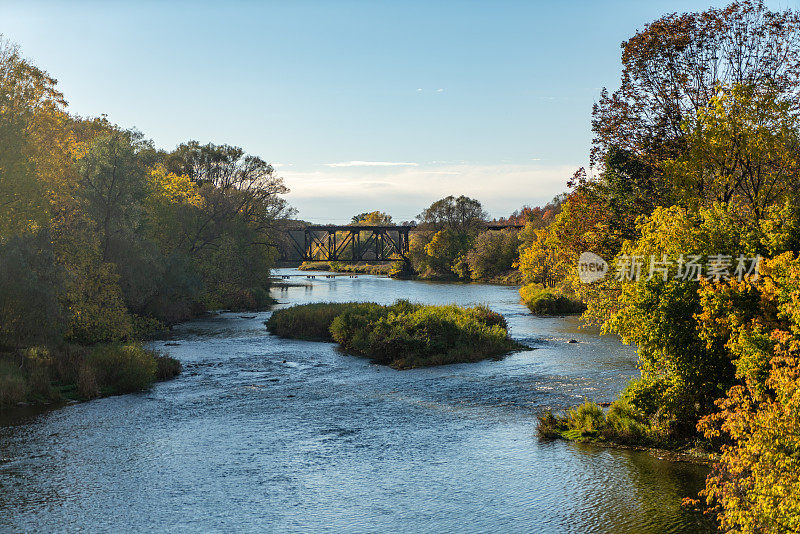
[0,343,181,409]
[298,261,395,275]
[266,300,526,369]
[520,284,586,315]
[538,399,651,445]
[264,302,384,340]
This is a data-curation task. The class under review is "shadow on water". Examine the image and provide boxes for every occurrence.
[0,269,714,533]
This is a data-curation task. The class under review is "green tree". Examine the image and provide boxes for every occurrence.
[0,231,63,348]
[668,84,800,224]
[464,228,520,280]
[416,195,486,233]
[351,211,393,225]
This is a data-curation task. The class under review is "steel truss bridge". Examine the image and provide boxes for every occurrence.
[286,225,413,262]
[283,224,524,262]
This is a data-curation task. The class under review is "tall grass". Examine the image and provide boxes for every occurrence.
[537,399,651,445]
[0,344,181,409]
[266,300,524,369]
[265,302,386,340]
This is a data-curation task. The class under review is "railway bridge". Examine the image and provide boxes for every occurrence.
[283,224,524,262]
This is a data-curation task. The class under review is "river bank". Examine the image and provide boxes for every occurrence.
[297,261,523,285]
[0,344,182,411]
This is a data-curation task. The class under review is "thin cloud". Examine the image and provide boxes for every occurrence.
[285,161,577,221]
[324,161,419,168]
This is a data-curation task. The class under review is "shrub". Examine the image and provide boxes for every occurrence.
[537,399,652,445]
[268,300,524,369]
[604,398,649,443]
[86,344,158,395]
[1,343,181,407]
[77,362,100,399]
[564,402,607,439]
[0,359,28,408]
[266,302,387,341]
[154,353,182,381]
[298,261,333,271]
[520,284,586,315]
[537,410,567,439]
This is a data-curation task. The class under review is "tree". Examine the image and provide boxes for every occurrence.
[416,195,487,232]
[0,35,73,237]
[0,231,63,348]
[693,253,800,532]
[163,141,293,308]
[464,228,520,280]
[592,1,800,168]
[588,205,750,442]
[351,211,393,225]
[165,141,292,255]
[76,129,150,261]
[668,83,800,224]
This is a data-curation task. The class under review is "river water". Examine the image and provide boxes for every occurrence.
[0,269,713,533]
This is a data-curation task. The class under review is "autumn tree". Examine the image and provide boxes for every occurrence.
[162,141,293,309]
[668,83,800,224]
[693,253,800,532]
[0,36,70,237]
[351,211,393,225]
[408,196,487,278]
[592,0,800,168]
[463,228,520,280]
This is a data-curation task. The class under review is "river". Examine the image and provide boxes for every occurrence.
[0,269,714,533]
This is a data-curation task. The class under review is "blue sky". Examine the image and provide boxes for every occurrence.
[2,0,796,222]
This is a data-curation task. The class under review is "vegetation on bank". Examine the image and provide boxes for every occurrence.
[0,344,181,409]
[298,261,395,276]
[538,401,650,445]
[286,204,534,284]
[298,259,523,285]
[519,284,585,315]
[265,300,525,369]
[0,36,293,407]
[406,198,533,284]
[519,2,800,529]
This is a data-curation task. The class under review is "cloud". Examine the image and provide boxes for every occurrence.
[282,161,578,221]
[324,161,419,168]
[436,88,444,93]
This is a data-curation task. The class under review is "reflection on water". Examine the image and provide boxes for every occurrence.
[0,269,713,533]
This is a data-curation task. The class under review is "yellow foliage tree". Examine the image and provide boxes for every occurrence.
[696,253,800,532]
